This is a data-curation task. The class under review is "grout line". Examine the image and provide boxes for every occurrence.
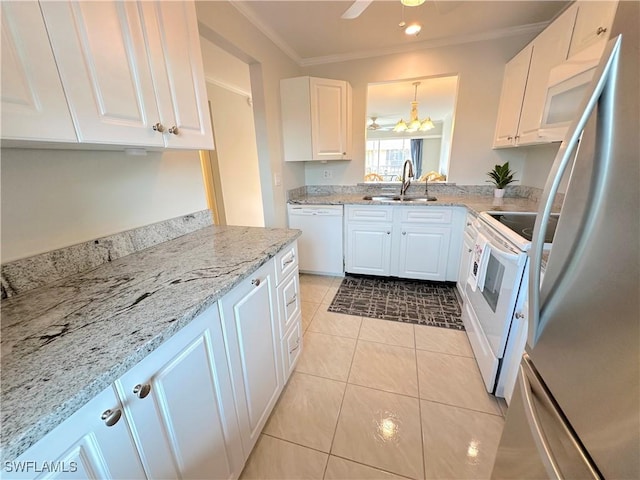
[328,453,417,480]
[415,332,427,480]
[324,315,361,471]
[419,397,505,418]
[261,432,330,456]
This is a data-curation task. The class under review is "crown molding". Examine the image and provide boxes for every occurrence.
[204,76,252,100]
[228,1,549,69]
[299,21,549,67]
[230,1,302,65]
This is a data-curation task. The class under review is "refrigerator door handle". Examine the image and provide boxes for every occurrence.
[519,365,563,479]
[529,36,622,347]
[519,356,602,480]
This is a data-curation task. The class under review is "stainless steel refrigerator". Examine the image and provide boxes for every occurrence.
[492,2,639,479]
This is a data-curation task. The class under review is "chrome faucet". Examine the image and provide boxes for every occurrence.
[400,160,414,196]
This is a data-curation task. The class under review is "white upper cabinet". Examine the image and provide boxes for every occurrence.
[517,5,577,145]
[568,1,619,58]
[39,1,164,147]
[493,1,619,148]
[140,1,213,150]
[493,44,533,148]
[3,0,213,150]
[281,76,352,162]
[0,2,76,143]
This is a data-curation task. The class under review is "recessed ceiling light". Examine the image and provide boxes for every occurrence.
[404,23,422,36]
[401,0,426,6]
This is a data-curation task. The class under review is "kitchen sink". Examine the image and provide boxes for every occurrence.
[362,195,438,202]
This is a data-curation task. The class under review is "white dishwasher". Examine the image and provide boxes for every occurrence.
[287,204,344,275]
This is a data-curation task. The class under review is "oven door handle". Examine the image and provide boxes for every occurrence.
[487,240,520,262]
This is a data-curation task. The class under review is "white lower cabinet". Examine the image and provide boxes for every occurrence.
[11,244,302,480]
[11,386,146,480]
[398,225,451,281]
[114,304,243,480]
[345,205,464,282]
[218,260,283,457]
[345,223,393,276]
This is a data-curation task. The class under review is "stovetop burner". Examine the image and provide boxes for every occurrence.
[488,212,559,243]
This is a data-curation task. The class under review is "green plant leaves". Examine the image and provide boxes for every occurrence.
[486,162,517,189]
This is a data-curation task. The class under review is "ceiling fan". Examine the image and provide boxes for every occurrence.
[341,0,461,20]
[367,117,381,130]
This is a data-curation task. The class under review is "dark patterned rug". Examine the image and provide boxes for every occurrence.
[328,274,464,330]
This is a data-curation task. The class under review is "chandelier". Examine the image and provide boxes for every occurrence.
[393,81,435,133]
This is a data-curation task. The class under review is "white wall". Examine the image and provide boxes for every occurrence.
[1,149,207,262]
[301,34,538,185]
[207,83,265,227]
[422,138,442,174]
[196,2,304,228]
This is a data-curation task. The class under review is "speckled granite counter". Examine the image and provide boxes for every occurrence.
[288,192,542,215]
[0,225,301,462]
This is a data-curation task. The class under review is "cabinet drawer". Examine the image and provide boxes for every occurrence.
[277,269,300,338]
[275,241,298,285]
[347,205,393,222]
[282,317,302,381]
[399,207,452,224]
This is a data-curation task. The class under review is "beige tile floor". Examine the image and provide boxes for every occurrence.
[241,274,507,480]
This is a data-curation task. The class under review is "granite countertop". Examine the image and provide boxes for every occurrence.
[288,192,542,215]
[0,225,301,462]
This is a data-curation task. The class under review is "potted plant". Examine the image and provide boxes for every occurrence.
[487,162,517,198]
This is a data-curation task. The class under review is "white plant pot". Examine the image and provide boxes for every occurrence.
[494,188,505,198]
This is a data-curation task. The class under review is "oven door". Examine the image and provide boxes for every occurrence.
[465,226,527,359]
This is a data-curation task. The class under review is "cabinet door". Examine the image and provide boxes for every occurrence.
[39,1,164,147]
[0,2,76,142]
[141,1,214,150]
[115,305,243,480]
[219,260,282,456]
[568,1,618,58]
[310,78,350,160]
[345,223,393,276]
[398,225,451,281]
[493,44,533,148]
[11,386,145,480]
[517,6,577,144]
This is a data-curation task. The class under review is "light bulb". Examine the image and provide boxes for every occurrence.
[404,23,422,36]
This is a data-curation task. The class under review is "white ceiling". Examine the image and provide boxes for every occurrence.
[231,0,569,66]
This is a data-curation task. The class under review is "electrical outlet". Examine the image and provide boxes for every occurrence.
[323,169,333,179]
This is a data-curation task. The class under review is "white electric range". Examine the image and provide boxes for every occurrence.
[462,211,557,401]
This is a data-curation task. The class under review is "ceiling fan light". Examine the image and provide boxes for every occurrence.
[420,117,435,131]
[393,119,408,132]
[404,23,422,36]
[400,0,426,6]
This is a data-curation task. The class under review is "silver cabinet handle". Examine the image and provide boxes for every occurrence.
[466,222,472,226]
[251,278,261,287]
[515,135,520,141]
[283,255,295,266]
[507,135,513,141]
[289,339,300,354]
[101,409,122,427]
[467,248,472,253]
[515,312,526,319]
[386,231,391,235]
[152,123,164,133]
[402,231,407,235]
[596,26,607,35]
[286,294,297,307]
[133,383,151,399]
[168,126,179,135]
